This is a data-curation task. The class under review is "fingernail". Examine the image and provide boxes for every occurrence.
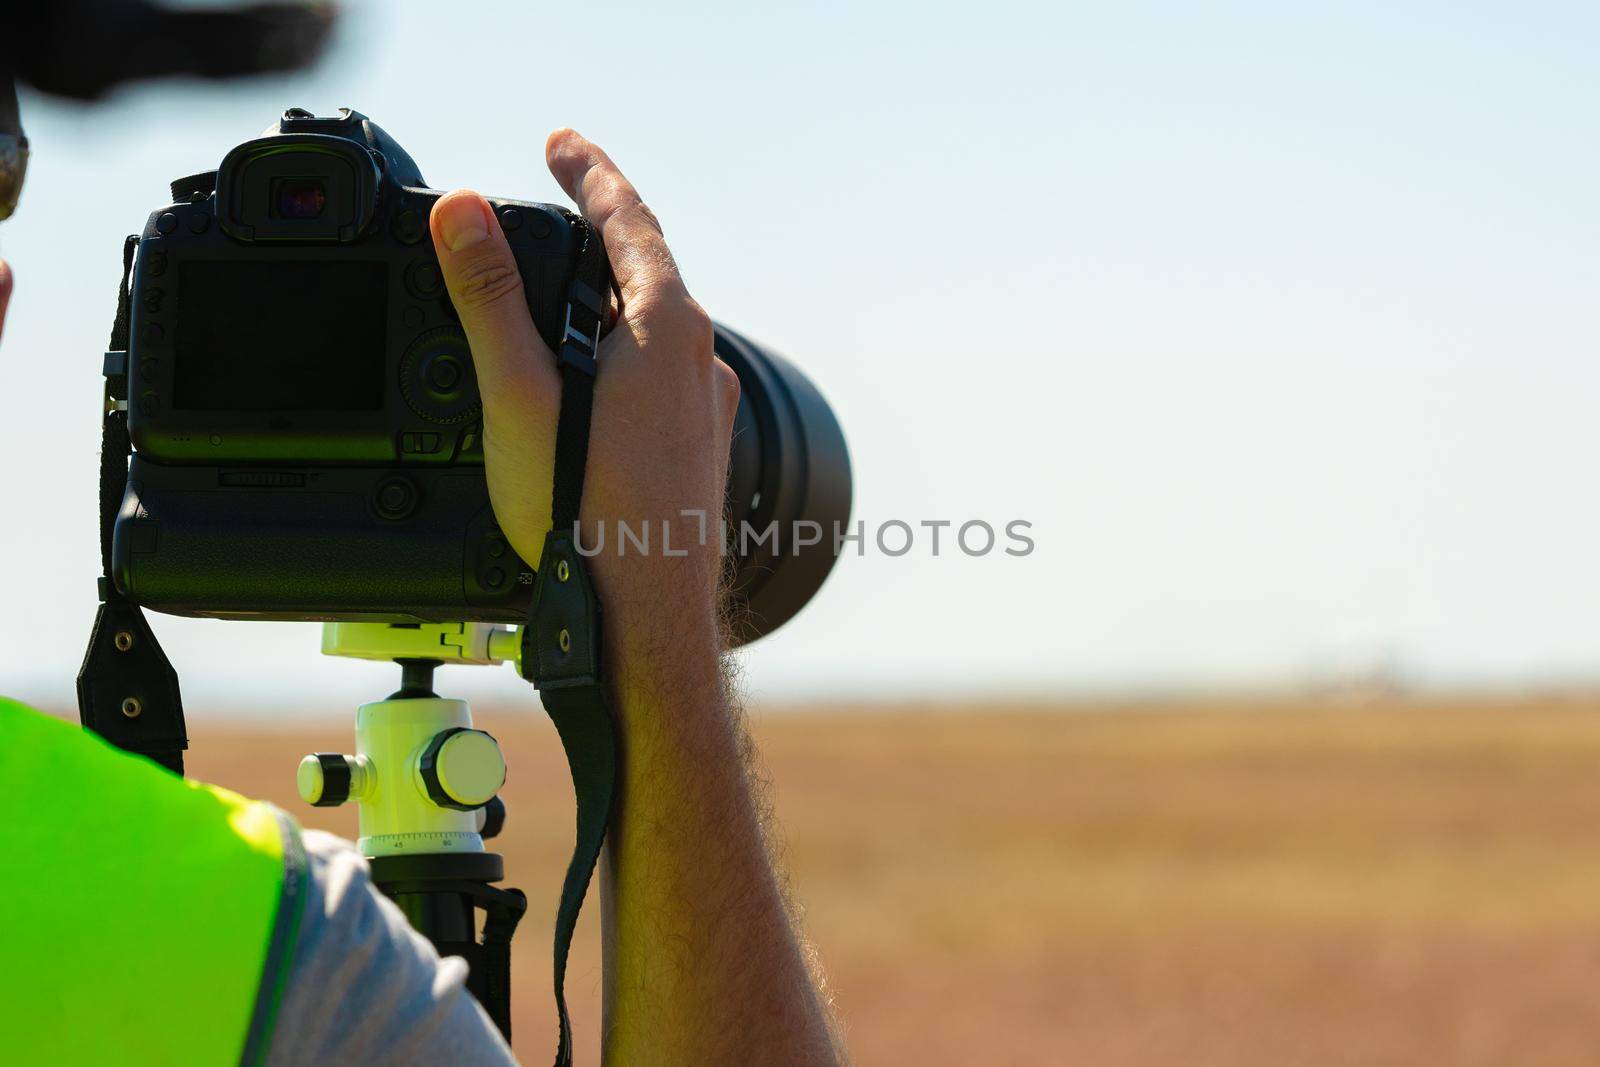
[436,193,490,252]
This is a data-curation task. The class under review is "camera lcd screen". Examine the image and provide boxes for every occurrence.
[174,261,388,412]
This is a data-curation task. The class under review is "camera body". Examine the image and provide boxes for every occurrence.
[114,108,853,640]
[119,108,595,622]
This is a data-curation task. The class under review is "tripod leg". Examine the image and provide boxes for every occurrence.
[478,888,528,1038]
[372,864,528,1039]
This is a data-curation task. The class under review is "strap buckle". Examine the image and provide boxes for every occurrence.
[557,303,599,376]
[556,276,605,376]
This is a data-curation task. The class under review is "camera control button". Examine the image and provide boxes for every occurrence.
[141,324,164,344]
[400,432,443,455]
[426,357,462,392]
[406,260,444,298]
[393,208,425,245]
[400,327,481,425]
[498,207,522,232]
[156,212,178,235]
[373,477,418,521]
[403,305,424,329]
[188,212,211,234]
[528,212,553,240]
[147,251,168,277]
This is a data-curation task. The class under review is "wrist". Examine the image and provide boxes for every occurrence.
[593,556,722,660]
[603,604,727,730]
[607,615,722,687]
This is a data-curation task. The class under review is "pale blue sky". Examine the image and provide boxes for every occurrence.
[2,1,1598,713]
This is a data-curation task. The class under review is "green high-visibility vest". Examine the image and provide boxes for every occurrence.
[0,698,304,1066]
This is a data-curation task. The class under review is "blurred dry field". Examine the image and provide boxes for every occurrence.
[181,696,1600,1066]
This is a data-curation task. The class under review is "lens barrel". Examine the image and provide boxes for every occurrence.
[716,324,852,645]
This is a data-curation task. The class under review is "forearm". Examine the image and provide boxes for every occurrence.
[599,622,840,1066]
[427,129,842,1062]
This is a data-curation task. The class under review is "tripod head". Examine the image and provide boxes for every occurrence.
[298,622,519,855]
[296,621,529,1033]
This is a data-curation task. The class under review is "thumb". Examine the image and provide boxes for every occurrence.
[429,189,559,423]
[429,191,562,557]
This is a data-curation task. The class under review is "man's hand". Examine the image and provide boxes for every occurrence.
[429,129,740,679]
[430,132,843,1065]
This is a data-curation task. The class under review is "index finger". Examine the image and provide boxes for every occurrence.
[545,128,687,313]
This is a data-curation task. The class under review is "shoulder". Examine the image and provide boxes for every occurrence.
[265,830,517,1066]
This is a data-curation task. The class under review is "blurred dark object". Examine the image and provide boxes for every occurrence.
[0,1,335,220]
[0,77,24,220]
[2,1,336,101]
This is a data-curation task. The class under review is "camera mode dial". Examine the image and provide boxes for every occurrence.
[399,326,481,425]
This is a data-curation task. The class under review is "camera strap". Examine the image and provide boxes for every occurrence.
[517,215,617,1067]
[76,234,188,774]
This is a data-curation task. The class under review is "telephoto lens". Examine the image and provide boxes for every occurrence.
[717,325,853,643]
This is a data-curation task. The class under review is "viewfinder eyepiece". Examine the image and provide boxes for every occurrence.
[215,133,380,242]
[273,177,327,220]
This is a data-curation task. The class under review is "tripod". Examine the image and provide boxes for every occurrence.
[298,621,529,1037]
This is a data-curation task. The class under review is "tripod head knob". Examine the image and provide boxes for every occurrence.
[297,752,370,807]
[478,795,507,840]
[418,728,506,812]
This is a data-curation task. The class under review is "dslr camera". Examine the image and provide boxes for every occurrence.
[115,109,850,640]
